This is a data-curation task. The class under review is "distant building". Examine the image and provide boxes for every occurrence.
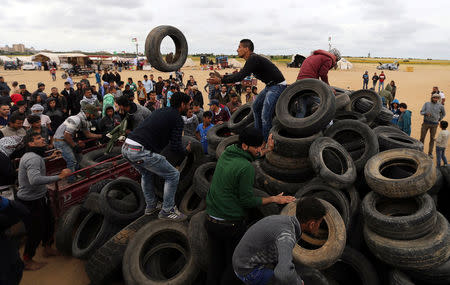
[12,44,25,53]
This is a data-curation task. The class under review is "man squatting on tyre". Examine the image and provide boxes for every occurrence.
[122,92,192,221]
[233,197,326,285]
[205,127,296,285]
[208,39,287,142]
[295,48,341,118]
[16,133,72,271]
[53,103,105,182]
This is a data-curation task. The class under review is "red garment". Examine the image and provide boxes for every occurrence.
[10,93,24,105]
[212,107,230,124]
[379,73,385,82]
[297,49,336,84]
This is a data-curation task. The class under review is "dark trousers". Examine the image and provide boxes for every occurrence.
[205,218,246,285]
[18,196,54,259]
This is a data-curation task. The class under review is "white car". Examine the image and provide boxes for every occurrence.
[22,62,38,70]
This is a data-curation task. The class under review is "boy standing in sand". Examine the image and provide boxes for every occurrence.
[436,120,449,167]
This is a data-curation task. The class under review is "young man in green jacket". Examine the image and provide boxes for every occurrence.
[205,127,295,285]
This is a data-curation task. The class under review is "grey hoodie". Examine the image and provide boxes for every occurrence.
[233,215,303,285]
[420,101,445,124]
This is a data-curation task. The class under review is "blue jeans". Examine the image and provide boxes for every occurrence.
[54,140,78,173]
[121,144,180,212]
[295,95,320,118]
[436,146,447,167]
[363,80,368,89]
[378,81,384,91]
[236,267,274,285]
[253,84,287,140]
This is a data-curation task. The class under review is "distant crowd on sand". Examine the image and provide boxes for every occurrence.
[361,71,447,165]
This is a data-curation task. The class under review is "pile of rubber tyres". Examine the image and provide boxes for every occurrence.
[55,78,450,285]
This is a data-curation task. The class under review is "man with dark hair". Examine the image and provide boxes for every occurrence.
[143,75,153,96]
[11,100,27,116]
[126,77,137,93]
[196,110,213,153]
[32,83,47,103]
[191,85,204,109]
[19,84,32,109]
[17,133,71,270]
[233,197,326,285]
[420,94,446,158]
[61,81,76,115]
[154,76,164,100]
[208,39,287,142]
[116,95,151,131]
[0,104,10,128]
[205,127,295,285]
[227,93,242,114]
[122,92,192,221]
[0,112,25,138]
[26,114,51,145]
[80,74,90,88]
[0,76,10,95]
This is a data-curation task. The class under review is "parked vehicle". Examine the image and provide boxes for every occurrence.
[22,62,38,70]
[377,61,399,70]
[4,61,18,70]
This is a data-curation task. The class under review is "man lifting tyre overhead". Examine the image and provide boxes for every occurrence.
[208,39,287,142]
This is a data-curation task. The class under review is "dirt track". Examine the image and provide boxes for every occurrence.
[7,61,448,284]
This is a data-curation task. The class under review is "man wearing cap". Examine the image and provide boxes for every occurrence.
[420,94,446,158]
[53,105,104,179]
[208,39,287,141]
[32,83,47,103]
[205,127,295,285]
[209,99,230,125]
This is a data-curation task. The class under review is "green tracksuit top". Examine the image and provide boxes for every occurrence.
[206,144,262,220]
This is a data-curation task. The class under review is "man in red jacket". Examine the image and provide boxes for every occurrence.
[295,48,341,118]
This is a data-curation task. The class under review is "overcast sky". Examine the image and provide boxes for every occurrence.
[1,0,449,59]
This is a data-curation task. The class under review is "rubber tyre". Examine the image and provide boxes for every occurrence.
[72,212,121,259]
[364,148,436,198]
[79,146,123,170]
[374,126,424,151]
[388,270,415,285]
[335,93,350,110]
[82,192,102,214]
[362,192,437,240]
[295,182,351,230]
[265,151,312,170]
[253,160,310,196]
[260,157,314,183]
[322,246,380,285]
[145,25,188,72]
[192,162,216,198]
[207,123,234,149]
[407,257,450,284]
[179,187,206,218]
[309,137,357,189]
[188,211,210,270]
[324,119,379,172]
[363,212,450,270]
[281,199,346,269]
[295,265,330,285]
[429,167,443,196]
[85,215,158,285]
[333,110,367,123]
[215,135,239,159]
[89,179,113,194]
[375,107,394,124]
[122,219,199,285]
[99,177,145,224]
[228,103,254,133]
[270,120,323,158]
[55,204,87,256]
[346,89,382,123]
[275,78,336,136]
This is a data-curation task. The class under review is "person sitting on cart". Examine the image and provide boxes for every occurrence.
[16,133,72,270]
[53,104,105,182]
[122,92,192,222]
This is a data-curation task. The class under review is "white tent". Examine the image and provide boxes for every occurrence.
[229,58,243,68]
[183,58,196,67]
[337,58,353,70]
[32,52,61,64]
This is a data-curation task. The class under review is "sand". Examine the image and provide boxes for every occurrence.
[2,61,448,284]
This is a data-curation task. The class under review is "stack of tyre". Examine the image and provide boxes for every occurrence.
[362,149,450,284]
[55,177,145,261]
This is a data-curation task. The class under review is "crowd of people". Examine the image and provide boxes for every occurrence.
[0,38,448,285]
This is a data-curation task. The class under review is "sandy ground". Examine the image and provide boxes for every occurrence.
[1,61,448,284]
